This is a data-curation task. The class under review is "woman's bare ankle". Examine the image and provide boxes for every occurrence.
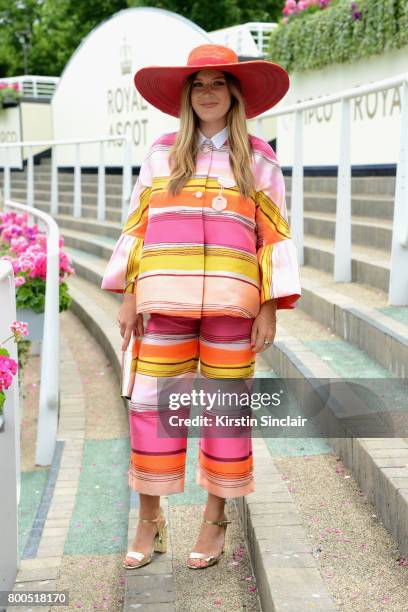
[203,493,226,521]
[138,493,161,520]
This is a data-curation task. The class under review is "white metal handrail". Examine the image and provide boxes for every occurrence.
[244,22,277,56]
[4,200,60,466]
[209,22,277,57]
[256,71,408,306]
[0,75,59,100]
[0,259,20,588]
[0,136,133,223]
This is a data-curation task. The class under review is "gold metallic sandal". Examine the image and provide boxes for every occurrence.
[187,517,231,570]
[123,508,168,569]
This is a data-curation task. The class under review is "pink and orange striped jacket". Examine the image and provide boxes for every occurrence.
[101,129,301,318]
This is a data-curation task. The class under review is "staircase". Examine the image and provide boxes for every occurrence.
[2,157,408,604]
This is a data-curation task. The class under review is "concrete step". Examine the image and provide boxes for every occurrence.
[67,246,119,297]
[0,171,137,185]
[35,201,122,222]
[298,266,408,377]
[9,182,124,197]
[303,235,390,292]
[286,192,394,220]
[9,191,123,210]
[62,227,117,260]
[284,175,396,196]
[261,317,408,561]
[300,211,392,250]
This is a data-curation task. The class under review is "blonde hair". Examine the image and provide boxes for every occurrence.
[167,72,256,199]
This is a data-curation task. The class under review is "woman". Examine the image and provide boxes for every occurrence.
[101,44,301,570]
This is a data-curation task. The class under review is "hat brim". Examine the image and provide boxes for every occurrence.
[134,60,289,119]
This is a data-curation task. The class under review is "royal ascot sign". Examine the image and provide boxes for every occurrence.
[52,8,211,167]
[274,46,408,167]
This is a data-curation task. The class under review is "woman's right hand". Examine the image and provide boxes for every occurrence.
[117,293,144,351]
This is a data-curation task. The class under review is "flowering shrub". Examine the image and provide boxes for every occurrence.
[0,83,21,107]
[0,320,29,414]
[269,0,407,73]
[282,0,332,24]
[0,211,75,313]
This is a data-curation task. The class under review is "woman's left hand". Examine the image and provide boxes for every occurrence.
[250,301,277,353]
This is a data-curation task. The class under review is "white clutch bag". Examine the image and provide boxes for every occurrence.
[120,333,139,399]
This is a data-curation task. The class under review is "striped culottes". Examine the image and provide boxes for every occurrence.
[128,314,256,498]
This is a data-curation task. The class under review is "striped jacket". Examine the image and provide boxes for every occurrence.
[101,128,301,318]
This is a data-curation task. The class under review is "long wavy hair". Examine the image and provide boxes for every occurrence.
[167,72,256,199]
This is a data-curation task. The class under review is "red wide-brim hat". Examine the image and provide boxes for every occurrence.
[134,44,289,119]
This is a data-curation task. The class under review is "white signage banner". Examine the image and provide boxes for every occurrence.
[0,107,22,168]
[52,7,212,167]
[274,46,408,167]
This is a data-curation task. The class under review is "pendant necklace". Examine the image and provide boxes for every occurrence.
[212,182,227,212]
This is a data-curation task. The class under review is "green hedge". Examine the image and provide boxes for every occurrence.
[267,0,408,73]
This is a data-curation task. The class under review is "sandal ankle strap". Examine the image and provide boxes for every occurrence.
[139,508,165,524]
[203,518,231,526]
[139,516,162,524]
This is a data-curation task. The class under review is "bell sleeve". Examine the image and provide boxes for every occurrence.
[254,153,301,310]
[100,153,152,294]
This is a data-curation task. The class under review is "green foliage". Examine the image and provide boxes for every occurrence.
[0,85,21,107]
[16,277,46,313]
[0,391,4,413]
[0,0,284,77]
[17,339,31,372]
[59,281,72,312]
[15,277,72,313]
[268,0,408,73]
[128,0,283,31]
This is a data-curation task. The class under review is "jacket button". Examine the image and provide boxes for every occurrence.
[194,191,203,198]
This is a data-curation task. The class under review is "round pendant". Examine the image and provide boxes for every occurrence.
[212,195,227,211]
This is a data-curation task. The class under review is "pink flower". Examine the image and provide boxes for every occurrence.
[0,355,18,391]
[15,276,26,287]
[10,320,29,339]
[0,211,75,281]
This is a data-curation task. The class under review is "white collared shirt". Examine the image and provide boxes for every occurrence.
[198,126,228,149]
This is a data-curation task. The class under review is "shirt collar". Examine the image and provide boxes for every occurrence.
[198,126,228,149]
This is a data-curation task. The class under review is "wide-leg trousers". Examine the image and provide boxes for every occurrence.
[128,313,256,498]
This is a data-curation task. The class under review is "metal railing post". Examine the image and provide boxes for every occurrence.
[73,143,81,218]
[0,260,20,589]
[27,145,34,208]
[4,200,60,466]
[121,139,132,223]
[35,214,60,465]
[291,109,304,265]
[4,147,11,200]
[334,97,352,282]
[389,79,408,305]
[97,140,106,222]
[51,144,59,216]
